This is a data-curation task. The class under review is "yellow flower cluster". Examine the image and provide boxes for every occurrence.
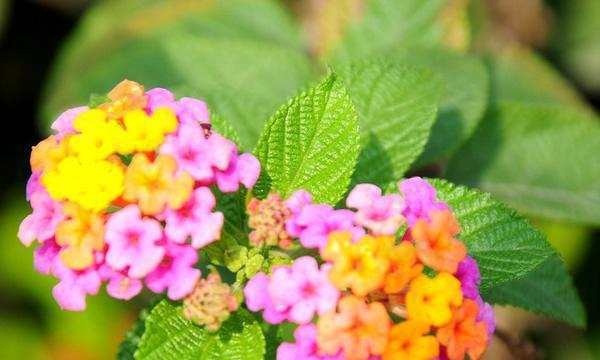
[39,103,178,212]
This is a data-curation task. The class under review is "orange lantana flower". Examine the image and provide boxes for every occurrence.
[317,295,391,360]
[322,231,391,296]
[412,210,466,274]
[437,299,488,360]
[383,319,439,360]
[99,79,147,120]
[55,202,105,270]
[30,135,72,173]
[123,154,193,215]
[383,241,424,294]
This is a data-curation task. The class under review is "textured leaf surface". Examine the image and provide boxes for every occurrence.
[41,0,315,149]
[389,47,489,165]
[135,301,265,360]
[254,73,360,205]
[430,179,554,289]
[327,0,445,63]
[482,255,586,328]
[447,102,600,225]
[336,60,442,186]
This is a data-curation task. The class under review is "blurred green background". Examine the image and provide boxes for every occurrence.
[1,0,599,359]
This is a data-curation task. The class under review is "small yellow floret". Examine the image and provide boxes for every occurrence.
[42,156,124,212]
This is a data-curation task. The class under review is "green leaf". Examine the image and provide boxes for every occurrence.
[117,300,162,360]
[486,47,593,115]
[551,0,600,93]
[336,60,443,186]
[447,102,600,226]
[41,0,315,149]
[254,73,361,205]
[327,0,446,63]
[135,301,265,360]
[387,46,489,165]
[482,255,586,328]
[429,178,554,289]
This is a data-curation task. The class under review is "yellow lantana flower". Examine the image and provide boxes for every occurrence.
[55,202,105,270]
[406,272,463,327]
[70,114,125,161]
[383,320,439,360]
[123,154,193,215]
[322,231,391,296]
[118,108,178,154]
[42,156,125,212]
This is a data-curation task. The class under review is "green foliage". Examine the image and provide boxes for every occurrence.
[327,0,446,63]
[447,102,600,225]
[41,0,315,149]
[336,60,443,186]
[117,300,162,360]
[134,301,265,360]
[485,47,593,114]
[254,73,361,205]
[482,255,586,328]
[430,178,554,289]
[388,46,489,165]
[551,0,600,93]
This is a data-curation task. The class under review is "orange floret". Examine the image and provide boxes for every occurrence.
[123,154,193,215]
[437,299,488,360]
[383,241,424,294]
[317,295,391,360]
[412,210,467,274]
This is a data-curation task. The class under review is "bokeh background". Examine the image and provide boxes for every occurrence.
[1,0,599,359]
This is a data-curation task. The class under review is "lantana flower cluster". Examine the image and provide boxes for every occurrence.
[19,81,495,359]
[19,80,260,312]
[244,178,496,360]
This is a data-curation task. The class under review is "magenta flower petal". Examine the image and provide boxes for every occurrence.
[178,97,210,125]
[105,205,164,278]
[161,187,223,249]
[347,183,405,235]
[18,191,64,247]
[145,242,201,300]
[399,176,448,227]
[51,106,88,140]
[34,238,60,275]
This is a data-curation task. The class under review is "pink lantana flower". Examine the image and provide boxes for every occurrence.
[287,203,364,252]
[18,191,64,247]
[99,265,143,300]
[105,205,164,278]
[145,88,179,114]
[278,324,344,360]
[399,177,448,227]
[145,88,210,127]
[26,171,43,201]
[146,242,201,300]
[160,123,234,182]
[34,237,60,275]
[51,257,102,311]
[159,187,223,249]
[215,151,261,193]
[455,255,481,300]
[178,97,210,125]
[244,272,289,324]
[51,106,88,139]
[346,183,405,235]
[269,257,340,324]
